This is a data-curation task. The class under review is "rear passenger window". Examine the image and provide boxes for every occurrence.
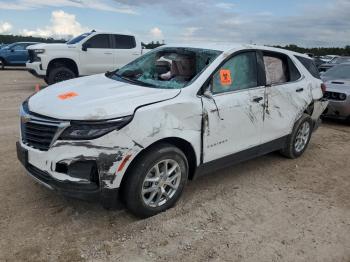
[113,35,136,49]
[85,34,110,49]
[296,56,321,79]
[212,52,258,94]
[263,52,301,85]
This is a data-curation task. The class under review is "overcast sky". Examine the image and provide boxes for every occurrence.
[0,0,349,47]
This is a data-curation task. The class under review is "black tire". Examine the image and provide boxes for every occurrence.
[44,77,49,85]
[0,58,5,70]
[123,143,188,218]
[47,66,76,85]
[280,114,313,159]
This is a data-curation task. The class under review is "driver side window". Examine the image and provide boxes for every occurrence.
[212,52,258,94]
[84,34,110,49]
[12,44,26,51]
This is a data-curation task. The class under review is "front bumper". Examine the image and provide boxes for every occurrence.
[16,141,122,207]
[26,62,46,78]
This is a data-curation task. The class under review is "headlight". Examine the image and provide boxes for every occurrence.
[59,116,132,140]
[33,49,45,54]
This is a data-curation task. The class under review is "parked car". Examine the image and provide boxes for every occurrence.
[314,57,325,67]
[320,55,339,63]
[26,31,144,85]
[321,63,350,121]
[0,42,39,69]
[318,56,350,72]
[17,44,327,217]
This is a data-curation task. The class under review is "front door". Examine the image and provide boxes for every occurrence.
[202,51,265,163]
[7,43,29,64]
[80,34,115,75]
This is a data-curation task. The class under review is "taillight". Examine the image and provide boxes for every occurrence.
[321,83,327,94]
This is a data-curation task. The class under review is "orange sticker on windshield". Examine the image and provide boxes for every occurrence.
[58,91,78,100]
[220,69,232,85]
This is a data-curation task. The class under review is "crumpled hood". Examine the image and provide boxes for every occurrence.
[28,74,180,120]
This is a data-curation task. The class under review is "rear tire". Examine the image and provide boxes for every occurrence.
[47,66,76,85]
[280,114,313,159]
[123,143,188,218]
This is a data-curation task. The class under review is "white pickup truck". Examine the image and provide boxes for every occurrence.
[26,31,144,84]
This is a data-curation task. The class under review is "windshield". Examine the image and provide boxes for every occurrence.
[67,32,92,45]
[323,64,350,80]
[2,43,15,49]
[110,47,222,89]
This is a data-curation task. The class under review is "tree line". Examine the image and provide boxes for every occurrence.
[1,34,349,55]
[273,44,350,56]
[0,34,66,44]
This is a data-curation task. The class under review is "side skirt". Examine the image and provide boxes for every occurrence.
[194,136,288,178]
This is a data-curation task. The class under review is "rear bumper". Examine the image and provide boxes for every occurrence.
[323,99,350,119]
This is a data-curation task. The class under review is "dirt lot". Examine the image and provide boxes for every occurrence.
[0,69,349,262]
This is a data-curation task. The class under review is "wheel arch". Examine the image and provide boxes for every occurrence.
[119,137,198,195]
[0,56,7,64]
[46,58,79,77]
[304,101,314,116]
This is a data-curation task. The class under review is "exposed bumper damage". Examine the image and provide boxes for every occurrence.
[17,130,143,207]
[311,98,329,131]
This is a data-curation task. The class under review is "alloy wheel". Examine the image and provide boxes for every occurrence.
[141,159,182,208]
[294,122,311,153]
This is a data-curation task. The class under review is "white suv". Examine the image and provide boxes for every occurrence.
[26,31,143,84]
[17,44,328,217]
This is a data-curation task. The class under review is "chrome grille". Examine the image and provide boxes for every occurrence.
[22,121,59,151]
[28,50,40,62]
[20,103,67,151]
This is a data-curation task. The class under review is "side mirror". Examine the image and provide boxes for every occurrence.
[82,43,88,51]
[10,49,15,53]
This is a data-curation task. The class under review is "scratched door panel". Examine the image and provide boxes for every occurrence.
[202,87,265,163]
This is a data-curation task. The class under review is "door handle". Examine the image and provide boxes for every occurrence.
[104,52,112,55]
[296,88,304,92]
[252,97,264,103]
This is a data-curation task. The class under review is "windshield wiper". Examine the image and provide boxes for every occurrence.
[114,73,155,87]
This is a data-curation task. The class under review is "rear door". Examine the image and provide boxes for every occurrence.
[79,34,115,75]
[111,34,140,69]
[259,51,313,144]
[202,51,266,163]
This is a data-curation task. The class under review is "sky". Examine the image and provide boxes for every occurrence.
[0,0,349,47]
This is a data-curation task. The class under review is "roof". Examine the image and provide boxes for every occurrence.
[163,42,310,58]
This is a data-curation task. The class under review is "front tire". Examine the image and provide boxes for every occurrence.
[47,66,76,85]
[280,114,313,159]
[0,58,5,70]
[123,143,188,218]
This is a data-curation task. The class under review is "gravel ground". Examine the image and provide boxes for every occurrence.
[0,69,349,262]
